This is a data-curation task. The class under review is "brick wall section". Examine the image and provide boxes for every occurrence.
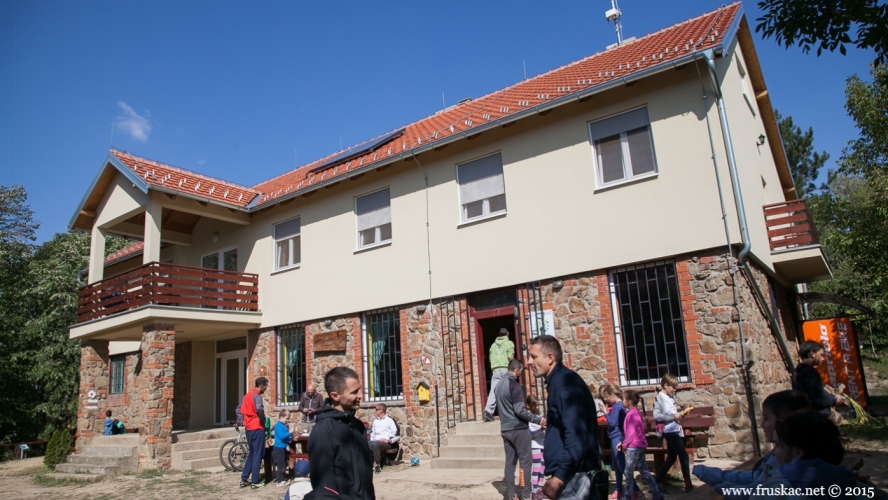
[76,339,110,448]
[173,341,192,430]
[139,324,175,470]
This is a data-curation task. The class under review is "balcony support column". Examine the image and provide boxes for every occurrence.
[138,322,175,470]
[76,339,110,450]
[88,226,106,284]
[143,199,162,264]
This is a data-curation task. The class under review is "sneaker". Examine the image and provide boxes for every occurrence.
[657,484,668,495]
[374,465,382,474]
[609,491,622,499]
[277,481,288,487]
[684,486,694,494]
[239,481,250,488]
[483,412,495,422]
[250,484,261,489]
[632,491,645,500]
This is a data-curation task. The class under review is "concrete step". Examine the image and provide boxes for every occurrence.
[176,455,224,471]
[42,472,103,483]
[430,456,505,469]
[89,434,140,445]
[439,445,505,458]
[454,420,499,433]
[171,436,235,453]
[446,434,503,446]
[80,445,138,457]
[55,463,120,475]
[172,427,238,443]
[177,447,221,461]
[66,455,130,467]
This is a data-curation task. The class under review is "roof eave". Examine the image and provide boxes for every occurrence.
[68,154,151,231]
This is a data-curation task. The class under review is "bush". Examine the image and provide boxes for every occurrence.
[43,429,71,468]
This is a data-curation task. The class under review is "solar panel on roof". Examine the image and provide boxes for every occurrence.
[309,128,405,173]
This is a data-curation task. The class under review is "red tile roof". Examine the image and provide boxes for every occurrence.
[105,3,741,209]
[104,241,143,264]
[110,150,260,207]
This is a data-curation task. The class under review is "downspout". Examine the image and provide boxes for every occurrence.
[410,150,441,457]
[696,52,760,456]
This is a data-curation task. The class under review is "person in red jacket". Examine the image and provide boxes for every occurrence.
[239,376,269,489]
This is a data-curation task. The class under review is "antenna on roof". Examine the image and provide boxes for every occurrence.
[523,60,527,80]
[605,0,624,46]
[442,92,446,110]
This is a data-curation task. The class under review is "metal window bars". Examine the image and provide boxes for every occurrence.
[363,308,403,401]
[517,281,547,414]
[610,261,690,386]
[277,324,306,406]
[110,356,125,395]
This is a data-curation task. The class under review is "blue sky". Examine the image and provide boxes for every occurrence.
[0,0,876,243]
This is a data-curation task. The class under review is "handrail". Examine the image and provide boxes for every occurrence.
[76,262,259,323]
[763,199,820,251]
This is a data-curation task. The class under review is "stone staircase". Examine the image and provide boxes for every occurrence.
[431,420,505,469]
[171,427,239,471]
[54,434,139,478]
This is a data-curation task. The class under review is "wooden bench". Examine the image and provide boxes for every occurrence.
[600,406,715,474]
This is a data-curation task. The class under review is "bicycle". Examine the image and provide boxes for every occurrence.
[219,424,246,470]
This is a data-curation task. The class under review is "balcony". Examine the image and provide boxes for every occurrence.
[71,262,261,340]
[763,200,831,284]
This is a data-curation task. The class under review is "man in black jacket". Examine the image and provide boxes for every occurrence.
[305,367,375,500]
[495,358,545,500]
[792,341,844,415]
[528,335,603,500]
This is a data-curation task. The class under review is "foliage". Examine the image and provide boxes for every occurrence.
[775,110,830,198]
[0,185,128,444]
[756,0,888,65]
[804,65,888,350]
[43,428,71,468]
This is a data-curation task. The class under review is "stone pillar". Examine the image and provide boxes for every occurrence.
[139,323,175,470]
[247,328,277,405]
[77,339,110,450]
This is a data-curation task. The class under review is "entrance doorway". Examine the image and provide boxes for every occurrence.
[215,337,247,425]
[471,289,519,408]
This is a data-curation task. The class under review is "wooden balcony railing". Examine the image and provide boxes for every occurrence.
[77,262,258,324]
[763,199,820,251]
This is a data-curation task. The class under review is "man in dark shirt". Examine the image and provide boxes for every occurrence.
[527,335,604,500]
[305,367,375,500]
[495,358,545,500]
[298,383,325,426]
[792,341,844,415]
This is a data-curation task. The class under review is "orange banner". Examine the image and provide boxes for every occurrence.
[801,318,867,408]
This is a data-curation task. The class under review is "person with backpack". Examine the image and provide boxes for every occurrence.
[483,328,515,422]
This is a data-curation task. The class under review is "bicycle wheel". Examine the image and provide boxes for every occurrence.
[228,441,249,472]
[218,439,237,470]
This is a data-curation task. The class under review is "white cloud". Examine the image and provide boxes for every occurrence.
[115,101,151,142]
[197,159,206,165]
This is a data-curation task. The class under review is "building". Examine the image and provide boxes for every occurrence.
[68,3,830,469]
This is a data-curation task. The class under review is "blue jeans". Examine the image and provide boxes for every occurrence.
[624,448,661,500]
[611,440,640,493]
[241,429,266,484]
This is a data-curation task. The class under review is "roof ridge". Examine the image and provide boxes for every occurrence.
[111,149,259,193]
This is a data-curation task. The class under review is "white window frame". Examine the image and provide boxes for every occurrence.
[354,187,392,252]
[608,259,691,387]
[455,151,508,225]
[588,107,658,190]
[736,55,757,117]
[273,216,301,272]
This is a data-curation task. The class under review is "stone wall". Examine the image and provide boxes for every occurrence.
[76,340,110,447]
[138,324,175,470]
[173,341,192,430]
[248,327,277,411]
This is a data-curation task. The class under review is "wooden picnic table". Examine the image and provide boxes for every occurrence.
[287,434,310,470]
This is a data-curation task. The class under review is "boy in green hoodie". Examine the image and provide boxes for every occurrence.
[483,328,515,422]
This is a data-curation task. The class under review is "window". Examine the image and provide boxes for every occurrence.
[274,217,301,271]
[355,188,392,249]
[457,152,506,222]
[609,261,690,386]
[737,55,756,116]
[362,308,403,401]
[110,355,125,395]
[589,107,657,187]
[278,324,306,406]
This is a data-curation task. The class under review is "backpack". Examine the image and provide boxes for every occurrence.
[115,420,126,434]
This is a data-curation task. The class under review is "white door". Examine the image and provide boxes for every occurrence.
[215,351,247,425]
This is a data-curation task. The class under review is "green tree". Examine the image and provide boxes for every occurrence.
[756,0,888,65]
[776,110,831,198]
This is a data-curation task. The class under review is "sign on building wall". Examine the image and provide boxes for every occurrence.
[529,310,555,338]
[801,318,867,408]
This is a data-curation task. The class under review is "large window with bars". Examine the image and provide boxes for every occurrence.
[362,309,403,401]
[278,324,306,406]
[110,355,125,395]
[609,261,690,386]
